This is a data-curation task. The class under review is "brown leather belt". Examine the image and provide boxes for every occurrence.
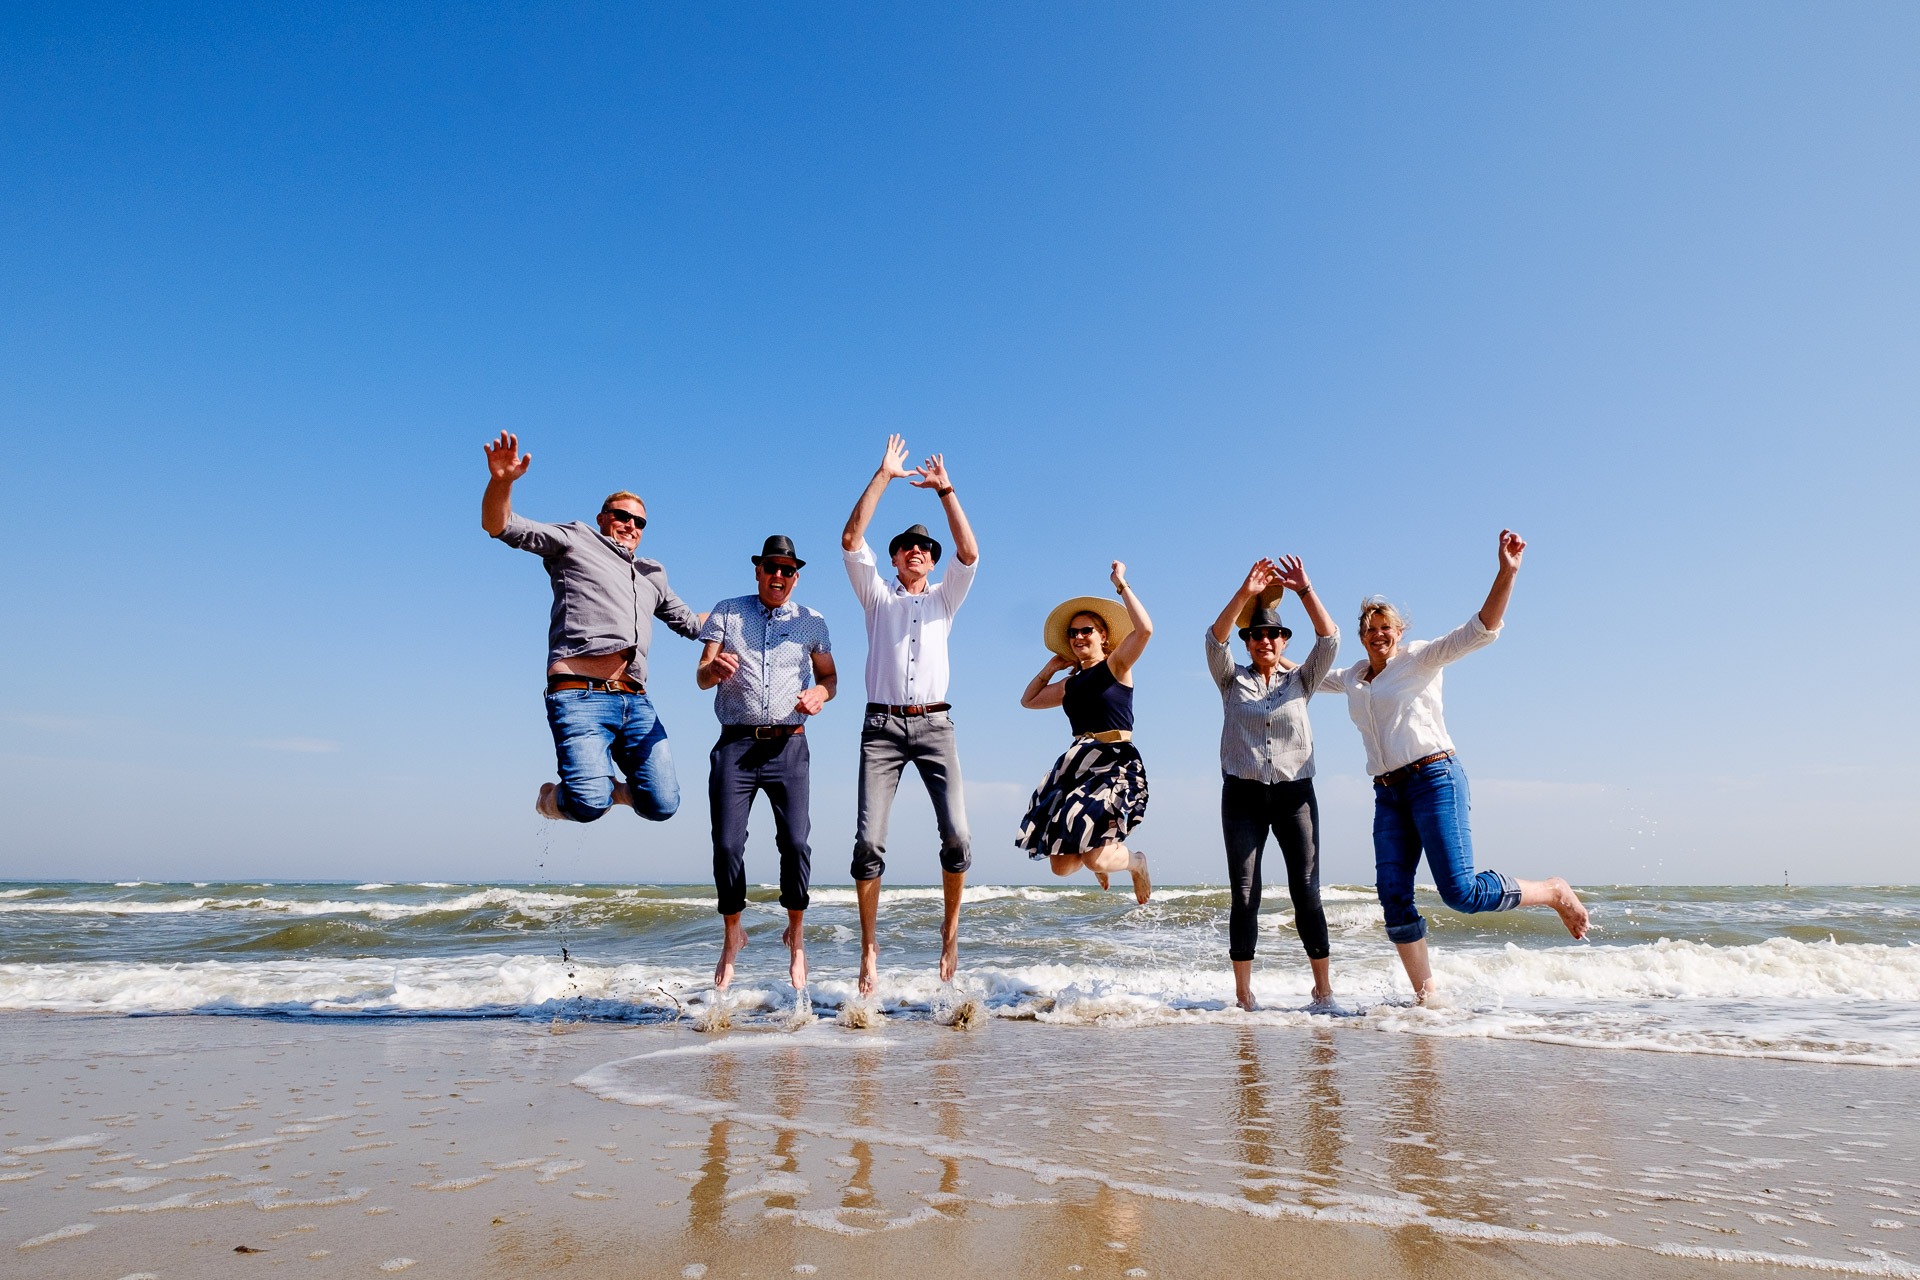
[719,724,804,742]
[866,701,950,717]
[547,674,645,694]
[1374,750,1454,786]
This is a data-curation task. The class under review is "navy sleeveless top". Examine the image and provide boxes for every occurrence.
[1063,659,1134,734]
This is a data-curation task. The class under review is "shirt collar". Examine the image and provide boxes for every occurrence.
[756,597,799,620]
[891,577,933,597]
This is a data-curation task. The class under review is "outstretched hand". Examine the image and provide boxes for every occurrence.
[1271,555,1312,594]
[909,453,952,491]
[1498,529,1527,572]
[879,434,921,482]
[484,431,531,483]
[1109,560,1130,592]
[1242,558,1278,596]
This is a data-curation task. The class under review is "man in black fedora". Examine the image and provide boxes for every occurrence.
[695,535,837,995]
[840,435,981,997]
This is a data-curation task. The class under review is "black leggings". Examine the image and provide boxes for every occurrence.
[1222,775,1329,962]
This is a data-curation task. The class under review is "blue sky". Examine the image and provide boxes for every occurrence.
[2,3,1915,885]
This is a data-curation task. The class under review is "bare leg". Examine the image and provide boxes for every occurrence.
[1094,871,1110,890]
[1047,854,1086,877]
[1232,959,1258,1011]
[1394,938,1435,1003]
[855,878,881,996]
[610,778,633,811]
[939,870,964,983]
[782,909,807,990]
[1517,876,1589,939]
[1307,956,1333,1002]
[714,912,748,990]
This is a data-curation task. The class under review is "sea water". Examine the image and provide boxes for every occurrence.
[2,880,1917,1066]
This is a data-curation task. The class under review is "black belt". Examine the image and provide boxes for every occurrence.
[719,724,805,742]
[865,702,950,717]
[547,674,645,694]
[1374,750,1454,786]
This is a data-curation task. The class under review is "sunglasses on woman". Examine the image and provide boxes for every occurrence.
[601,508,647,529]
[1066,626,1100,638]
[1246,627,1284,641]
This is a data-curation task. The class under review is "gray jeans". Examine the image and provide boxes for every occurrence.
[852,709,971,880]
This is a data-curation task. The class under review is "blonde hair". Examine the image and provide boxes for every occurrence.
[1358,595,1408,632]
[601,490,646,512]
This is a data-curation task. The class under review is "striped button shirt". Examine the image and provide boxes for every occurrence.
[697,595,833,727]
[1206,629,1340,783]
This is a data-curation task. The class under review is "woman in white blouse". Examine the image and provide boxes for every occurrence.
[1320,530,1588,1000]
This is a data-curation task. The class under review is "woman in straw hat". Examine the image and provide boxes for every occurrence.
[1016,561,1154,902]
[1319,531,1588,1002]
[1208,555,1341,1012]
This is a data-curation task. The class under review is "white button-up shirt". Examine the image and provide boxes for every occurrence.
[1319,614,1500,777]
[843,540,976,705]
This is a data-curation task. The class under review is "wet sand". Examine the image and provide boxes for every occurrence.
[3,1013,1914,1278]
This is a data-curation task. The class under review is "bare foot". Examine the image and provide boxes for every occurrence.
[1546,878,1589,939]
[938,927,959,983]
[857,944,879,997]
[610,779,634,811]
[783,919,808,990]
[534,782,566,820]
[1235,989,1258,1012]
[713,917,748,990]
[1094,872,1110,890]
[1128,850,1151,904]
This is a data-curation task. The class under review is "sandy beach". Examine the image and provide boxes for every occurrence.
[6,1012,1917,1279]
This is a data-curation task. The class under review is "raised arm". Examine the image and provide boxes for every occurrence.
[912,454,977,565]
[1020,652,1075,710]
[1210,558,1277,645]
[1105,561,1153,682]
[481,431,532,535]
[842,434,920,552]
[1478,530,1525,631]
[1271,555,1335,638]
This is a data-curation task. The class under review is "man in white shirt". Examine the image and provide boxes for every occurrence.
[841,435,980,997]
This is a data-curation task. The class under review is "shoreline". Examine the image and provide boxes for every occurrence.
[5,1013,1917,1278]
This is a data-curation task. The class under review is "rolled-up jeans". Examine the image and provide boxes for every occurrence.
[851,709,971,880]
[1372,754,1518,943]
[543,688,680,823]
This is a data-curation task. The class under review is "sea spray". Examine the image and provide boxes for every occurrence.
[837,999,885,1030]
[692,993,733,1034]
[785,988,817,1032]
[932,983,986,1031]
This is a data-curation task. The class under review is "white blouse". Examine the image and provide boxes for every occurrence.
[1318,614,1500,777]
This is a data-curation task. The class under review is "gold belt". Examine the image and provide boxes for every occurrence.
[1076,729,1133,744]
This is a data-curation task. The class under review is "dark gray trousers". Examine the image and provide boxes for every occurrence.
[709,733,811,916]
[851,709,971,880]
[1223,774,1329,962]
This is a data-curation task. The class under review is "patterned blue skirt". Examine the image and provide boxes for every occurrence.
[1018,739,1150,859]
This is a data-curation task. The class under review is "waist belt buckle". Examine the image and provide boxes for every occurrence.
[904,703,925,716]
[752,725,778,740]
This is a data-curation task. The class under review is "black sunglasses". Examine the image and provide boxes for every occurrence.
[759,562,799,578]
[898,539,936,554]
[1066,625,1101,638]
[1246,627,1286,641]
[601,508,647,529]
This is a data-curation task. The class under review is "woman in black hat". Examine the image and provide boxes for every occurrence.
[1016,561,1154,902]
[1207,556,1340,1011]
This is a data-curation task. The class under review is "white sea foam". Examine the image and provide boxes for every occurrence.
[0,886,610,921]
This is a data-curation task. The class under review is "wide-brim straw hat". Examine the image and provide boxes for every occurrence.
[1234,585,1293,640]
[1044,595,1133,659]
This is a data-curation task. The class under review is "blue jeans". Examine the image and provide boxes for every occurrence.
[1372,755,1519,943]
[543,689,680,823]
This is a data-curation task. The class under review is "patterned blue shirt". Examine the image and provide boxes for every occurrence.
[697,595,833,726]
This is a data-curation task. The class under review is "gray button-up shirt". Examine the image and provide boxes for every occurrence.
[697,595,832,727]
[495,513,702,681]
[1206,628,1340,783]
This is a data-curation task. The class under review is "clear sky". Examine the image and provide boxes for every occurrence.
[2,3,1915,886]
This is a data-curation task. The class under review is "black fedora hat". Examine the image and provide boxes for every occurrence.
[1237,598,1292,642]
[750,534,805,569]
[887,523,942,564]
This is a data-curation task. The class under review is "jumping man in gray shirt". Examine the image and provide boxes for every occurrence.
[480,431,703,824]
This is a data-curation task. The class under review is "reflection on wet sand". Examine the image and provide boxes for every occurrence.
[687,1045,737,1235]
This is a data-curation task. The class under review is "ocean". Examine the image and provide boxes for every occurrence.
[3,880,1917,1067]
